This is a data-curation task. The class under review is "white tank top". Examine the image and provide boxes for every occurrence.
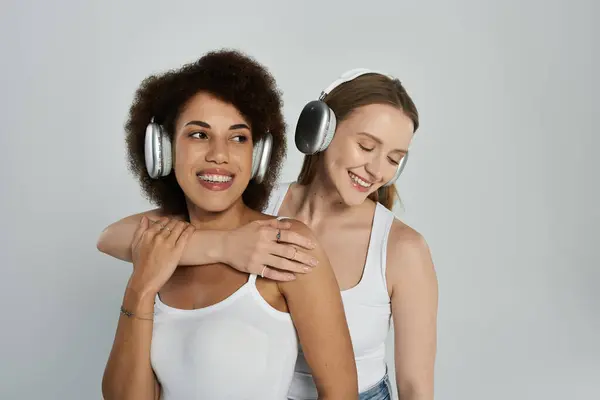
[150,273,299,400]
[265,182,394,398]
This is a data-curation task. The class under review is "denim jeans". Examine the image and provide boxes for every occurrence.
[359,374,393,400]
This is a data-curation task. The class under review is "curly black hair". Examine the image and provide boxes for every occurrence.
[124,49,287,217]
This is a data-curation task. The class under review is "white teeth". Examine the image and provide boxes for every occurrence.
[349,172,371,188]
[198,174,232,183]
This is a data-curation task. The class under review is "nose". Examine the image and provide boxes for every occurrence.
[364,155,384,183]
[205,138,229,164]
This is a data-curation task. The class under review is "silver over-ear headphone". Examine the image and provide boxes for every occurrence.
[144,118,273,184]
[294,68,410,188]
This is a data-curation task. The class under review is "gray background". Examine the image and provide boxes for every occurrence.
[1,0,597,399]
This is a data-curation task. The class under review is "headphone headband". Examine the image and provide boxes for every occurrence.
[318,68,394,100]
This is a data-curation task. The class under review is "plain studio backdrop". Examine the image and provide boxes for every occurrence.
[1,0,597,398]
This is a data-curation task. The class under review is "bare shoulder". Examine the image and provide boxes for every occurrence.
[388,219,431,257]
[282,218,317,238]
[275,219,335,292]
[281,218,325,263]
[386,219,437,292]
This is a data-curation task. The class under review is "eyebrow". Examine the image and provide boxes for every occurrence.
[357,132,407,153]
[184,120,250,131]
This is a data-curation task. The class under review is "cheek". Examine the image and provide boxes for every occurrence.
[327,140,363,167]
[231,146,254,174]
[173,145,194,169]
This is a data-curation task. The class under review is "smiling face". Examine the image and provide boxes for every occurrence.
[322,103,414,206]
[172,91,254,213]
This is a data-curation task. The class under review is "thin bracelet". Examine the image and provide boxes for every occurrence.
[120,305,154,321]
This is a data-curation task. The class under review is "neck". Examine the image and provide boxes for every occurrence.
[186,198,251,231]
[293,171,353,227]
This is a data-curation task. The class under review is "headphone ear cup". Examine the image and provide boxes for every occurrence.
[381,151,409,187]
[144,121,172,179]
[161,132,173,176]
[144,122,161,179]
[295,100,337,155]
[321,106,337,151]
[251,133,273,184]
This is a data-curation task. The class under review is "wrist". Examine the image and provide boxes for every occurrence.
[122,287,156,318]
[206,230,229,264]
[127,273,159,300]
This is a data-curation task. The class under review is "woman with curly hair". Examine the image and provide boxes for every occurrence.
[100,50,358,400]
[99,61,438,399]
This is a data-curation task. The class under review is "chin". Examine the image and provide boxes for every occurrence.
[333,170,375,206]
[332,178,369,207]
[340,190,369,207]
[178,175,247,214]
[192,199,234,213]
[187,189,243,212]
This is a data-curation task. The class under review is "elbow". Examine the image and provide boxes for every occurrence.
[101,374,119,400]
[97,225,122,258]
[97,226,112,255]
[97,232,108,254]
[101,378,131,400]
[102,368,129,400]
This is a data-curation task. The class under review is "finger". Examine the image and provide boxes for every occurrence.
[131,216,149,248]
[174,224,196,251]
[268,243,319,269]
[254,218,292,230]
[166,221,189,245]
[259,266,296,282]
[159,218,179,238]
[272,229,316,249]
[146,216,170,238]
[151,216,170,228]
[264,253,314,274]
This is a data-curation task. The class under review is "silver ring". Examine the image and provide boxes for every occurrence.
[276,229,281,243]
[260,265,267,278]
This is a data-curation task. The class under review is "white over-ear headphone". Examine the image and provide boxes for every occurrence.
[294,68,410,188]
[144,118,273,184]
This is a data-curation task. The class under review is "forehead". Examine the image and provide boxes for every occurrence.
[342,103,414,147]
[176,91,248,128]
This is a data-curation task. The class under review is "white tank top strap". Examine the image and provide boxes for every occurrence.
[247,273,258,286]
[354,203,395,301]
[376,203,395,295]
[150,274,298,398]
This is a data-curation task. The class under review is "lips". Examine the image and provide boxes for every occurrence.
[196,168,235,191]
[348,171,373,192]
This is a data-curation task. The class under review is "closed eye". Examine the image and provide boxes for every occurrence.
[359,144,374,152]
[388,157,400,166]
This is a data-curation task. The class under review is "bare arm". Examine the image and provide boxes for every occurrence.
[388,222,438,400]
[278,220,359,400]
[102,218,194,400]
[97,209,217,264]
[102,284,158,400]
[97,211,317,281]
